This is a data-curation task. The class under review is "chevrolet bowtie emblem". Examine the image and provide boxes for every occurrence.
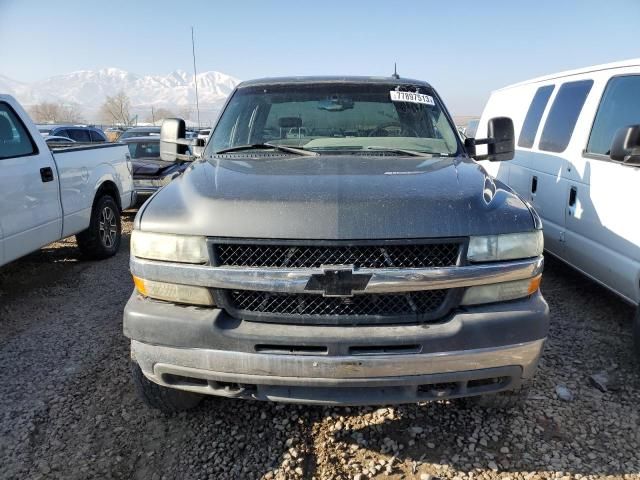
[304,265,372,297]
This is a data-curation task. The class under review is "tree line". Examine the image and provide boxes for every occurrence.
[29,91,189,126]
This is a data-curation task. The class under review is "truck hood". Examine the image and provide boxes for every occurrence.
[136,154,535,239]
[132,158,178,177]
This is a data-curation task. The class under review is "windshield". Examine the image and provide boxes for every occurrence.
[127,141,160,159]
[206,83,460,156]
[120,129,160,140]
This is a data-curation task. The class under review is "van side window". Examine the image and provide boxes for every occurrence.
[518,85,554,148]
[539,80,593,153]
[0,102,38,160]
[587,75,640,156]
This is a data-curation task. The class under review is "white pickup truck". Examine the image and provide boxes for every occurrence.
[0,94,135,266]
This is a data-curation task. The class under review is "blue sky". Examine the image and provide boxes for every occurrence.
[1,0,638,115]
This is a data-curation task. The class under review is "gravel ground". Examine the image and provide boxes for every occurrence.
[1,213,639,480]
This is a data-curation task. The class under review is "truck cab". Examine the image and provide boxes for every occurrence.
[124,76,548,412]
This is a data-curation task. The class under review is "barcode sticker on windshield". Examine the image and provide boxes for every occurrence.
[390,90,435,105]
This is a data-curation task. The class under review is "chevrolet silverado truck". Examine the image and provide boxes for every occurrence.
[124,76,549,412]
[0,95,134,266]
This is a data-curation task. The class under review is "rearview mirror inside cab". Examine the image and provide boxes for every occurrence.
[610,125,640,165]
[466,117,515,162]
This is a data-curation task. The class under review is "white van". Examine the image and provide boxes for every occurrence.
[476,59,640,352]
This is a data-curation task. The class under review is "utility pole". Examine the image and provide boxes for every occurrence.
[151,106,155,125]
[191,26,201,129]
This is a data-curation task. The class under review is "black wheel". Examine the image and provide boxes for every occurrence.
[131,362,203,414]
[458,381,530,410]
[633,307,640,360]
[76,195,121,259]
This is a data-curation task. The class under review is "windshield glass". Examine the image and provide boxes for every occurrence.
[127,141,160,159]
[120,129,160,140]
[206,83,460,156]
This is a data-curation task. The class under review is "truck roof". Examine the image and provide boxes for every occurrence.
[496,57,640,92]
[237,75,433,89]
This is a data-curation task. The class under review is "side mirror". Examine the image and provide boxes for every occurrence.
[160,118,188,162]
[466,117,515,162]
[160,118,204,161]
[610,125,640,164]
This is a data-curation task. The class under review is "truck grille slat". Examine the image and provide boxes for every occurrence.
[215,243,460,269]
[224,290,450,323]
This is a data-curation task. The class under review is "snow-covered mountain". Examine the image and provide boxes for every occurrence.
[1,68,240,123]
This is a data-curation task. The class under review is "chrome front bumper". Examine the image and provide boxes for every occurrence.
[134,187,160,195]
[132,338,545,405]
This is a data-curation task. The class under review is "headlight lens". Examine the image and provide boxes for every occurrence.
[467,231,543,262]
[133,275,215,306]
[131,231,208,264]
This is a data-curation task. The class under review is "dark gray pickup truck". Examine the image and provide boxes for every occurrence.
[124,76,548,413]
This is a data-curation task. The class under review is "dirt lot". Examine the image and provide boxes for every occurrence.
[1,213,639,480]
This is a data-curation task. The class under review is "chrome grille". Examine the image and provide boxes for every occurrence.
[214,242,460,268]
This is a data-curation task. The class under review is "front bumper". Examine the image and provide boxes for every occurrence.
[125,292,548,405]
[132,185,159,207]
[134,186,160,197]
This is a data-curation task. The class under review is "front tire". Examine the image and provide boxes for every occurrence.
[76,195,121,259]
[131,362,203,414]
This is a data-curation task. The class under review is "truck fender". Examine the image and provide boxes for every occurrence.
[91,166,123,210]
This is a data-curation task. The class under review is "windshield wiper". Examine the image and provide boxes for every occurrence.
[363,146,437,158]
[216,143,317,156]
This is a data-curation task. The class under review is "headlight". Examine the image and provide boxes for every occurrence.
[131,231,208,264]
[133,276,214,306]
[461,275,541,306]
[467,231,543,262]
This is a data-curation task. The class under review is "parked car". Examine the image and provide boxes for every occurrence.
[121,136,189,202]
[44,135,75,144]
[476,58,640,354]
[0,95,135,266]
[118,126,161,141]
[197,128,211,140]
[37,124,107,142]
[124,75,548,413]
[105,127,126,142]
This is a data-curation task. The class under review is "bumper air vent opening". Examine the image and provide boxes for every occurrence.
[161,373,208,387]
[349,344,422,355]
[255,344,328,355]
